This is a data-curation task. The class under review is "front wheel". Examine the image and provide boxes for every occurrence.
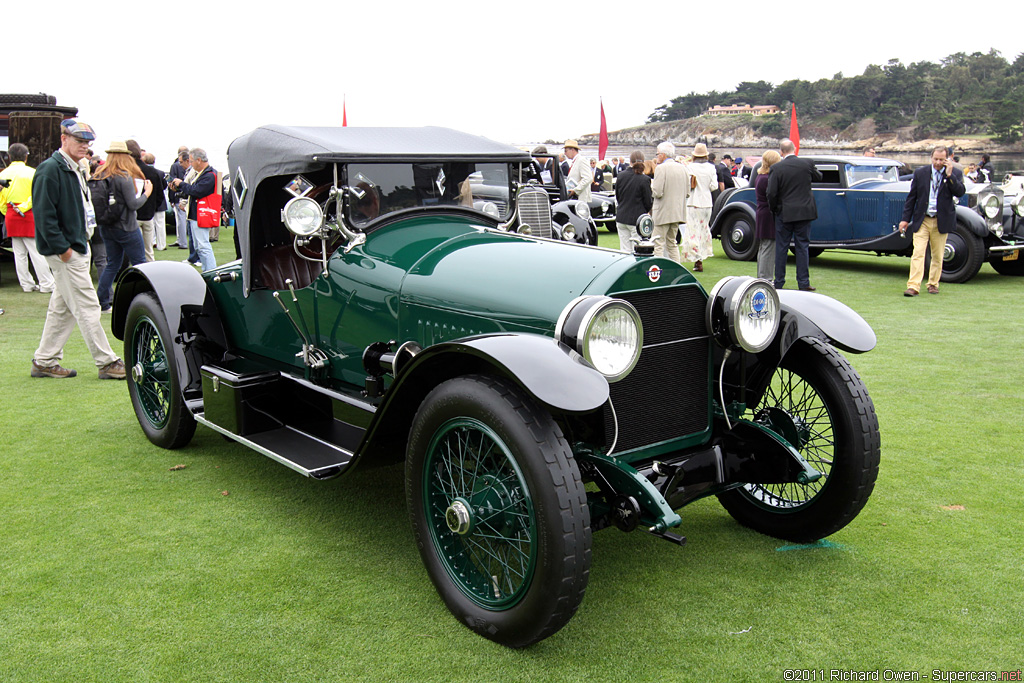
[937,222,984,283]
[720,213,757,261]
[124,293,196,449]
[406,375,591,647]
[717,338,880,542]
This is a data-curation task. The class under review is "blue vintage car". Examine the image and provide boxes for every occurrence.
[710,155,1024,282]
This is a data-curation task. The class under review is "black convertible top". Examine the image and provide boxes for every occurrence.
[226,125,528,295]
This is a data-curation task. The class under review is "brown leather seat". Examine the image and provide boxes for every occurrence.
[257,244,323,291]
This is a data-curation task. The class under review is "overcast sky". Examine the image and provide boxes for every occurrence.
[6,0,1020,172]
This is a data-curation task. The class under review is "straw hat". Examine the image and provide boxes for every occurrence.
[563,139,580,150]
[106,140,131,155]
[692,143,709,158]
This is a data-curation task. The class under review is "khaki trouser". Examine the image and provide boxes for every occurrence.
[139,220,155,262]
[907,216,947,291]
[34,248,120,368]
[653,222,682,264]
[616,221,638,253]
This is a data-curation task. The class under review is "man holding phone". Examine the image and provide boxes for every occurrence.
[898,146,965,296]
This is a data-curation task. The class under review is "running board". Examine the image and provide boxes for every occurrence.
[194,413,354,480]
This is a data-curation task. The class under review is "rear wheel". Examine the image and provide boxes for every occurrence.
[720,213,757,261]
[124,293,196,449]
[717,338,879,542]
[406,375,591,647]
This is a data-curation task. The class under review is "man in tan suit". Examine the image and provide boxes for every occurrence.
[651,141,689,264]
[563,139,593,204]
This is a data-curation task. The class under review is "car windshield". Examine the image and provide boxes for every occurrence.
[346,162,513,226]
[845,164,900,186]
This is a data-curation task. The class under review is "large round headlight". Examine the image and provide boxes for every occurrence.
[282,196,323,236]
[556,296,642,382]
[560,224,577,241]
[980,192,1001,219]
[1013,193,1024,218]
[574,201,591,221]
[705,276,780,353]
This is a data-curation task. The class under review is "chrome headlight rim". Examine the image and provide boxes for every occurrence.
[705,276,781,354]
[574,201,591,221]
[556,295,643,383]
[560,223,577,241]
[1013,193,1024,218]
[282,196,324,236]
[979,191,1001,219]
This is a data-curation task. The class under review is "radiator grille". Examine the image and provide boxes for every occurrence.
[603,285,711,453]
[517,187,554,239]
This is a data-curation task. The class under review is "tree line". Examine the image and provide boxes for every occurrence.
[647,50,1024,143]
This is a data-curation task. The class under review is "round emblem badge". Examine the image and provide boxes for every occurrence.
[647,265,662,283]
[751,290,767,314]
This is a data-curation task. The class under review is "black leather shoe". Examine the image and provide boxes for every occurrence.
[799,286,816,292]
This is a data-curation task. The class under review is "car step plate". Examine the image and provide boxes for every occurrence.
[194,413,354,480]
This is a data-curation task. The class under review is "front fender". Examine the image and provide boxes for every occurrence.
[717,290,875,412]
[955,205,987,238]
[356,333,609,463]
[775,290,876,355]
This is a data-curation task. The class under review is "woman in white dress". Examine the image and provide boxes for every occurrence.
[681,143,716,271]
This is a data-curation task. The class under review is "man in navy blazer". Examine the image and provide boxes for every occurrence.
[898,146,965,296]
[767,138,822,291]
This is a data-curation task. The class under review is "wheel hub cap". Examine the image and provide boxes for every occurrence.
[731,228,745,244]
[944,242,956,263]
[445,499,472,535]
[131,362,144,383]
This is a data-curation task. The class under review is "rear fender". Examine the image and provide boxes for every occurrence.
[710,200,755,236]
[111,262,228,399]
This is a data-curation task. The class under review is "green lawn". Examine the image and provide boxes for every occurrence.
[1,227,1021,682]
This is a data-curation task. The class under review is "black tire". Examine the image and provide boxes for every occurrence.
[989,254,1024,275]
[717,338,880,542]
[720,213,757,261]
[124,293,196,449]
[937,222,984,283]
[406,375,591,647]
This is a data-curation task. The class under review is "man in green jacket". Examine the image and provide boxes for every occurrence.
[30,119,125,380]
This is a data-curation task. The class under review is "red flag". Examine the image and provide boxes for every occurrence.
[789,103,800,155]
[343,96,348,127]
[598,98,608,161]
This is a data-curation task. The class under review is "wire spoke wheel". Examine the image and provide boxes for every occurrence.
[717,338,880,542]
[745,365,835,509]
[406,375,590,647]
[130,316,172,429]
[125,293,196,449]
[424,419,536,608]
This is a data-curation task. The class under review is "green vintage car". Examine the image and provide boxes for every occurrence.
[112,125,881,647]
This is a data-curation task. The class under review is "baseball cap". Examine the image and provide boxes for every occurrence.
[61,120,96,141]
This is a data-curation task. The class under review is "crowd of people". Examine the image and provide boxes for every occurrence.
[0,118,225,380]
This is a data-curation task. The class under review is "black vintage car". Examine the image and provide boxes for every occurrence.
[113,125,881,647]
[530,150,616,237]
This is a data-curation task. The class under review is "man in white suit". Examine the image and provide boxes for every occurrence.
[563,139,593,204]
[651,141,689,264]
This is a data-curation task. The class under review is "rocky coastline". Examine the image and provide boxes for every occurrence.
[574,116,1024,155]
